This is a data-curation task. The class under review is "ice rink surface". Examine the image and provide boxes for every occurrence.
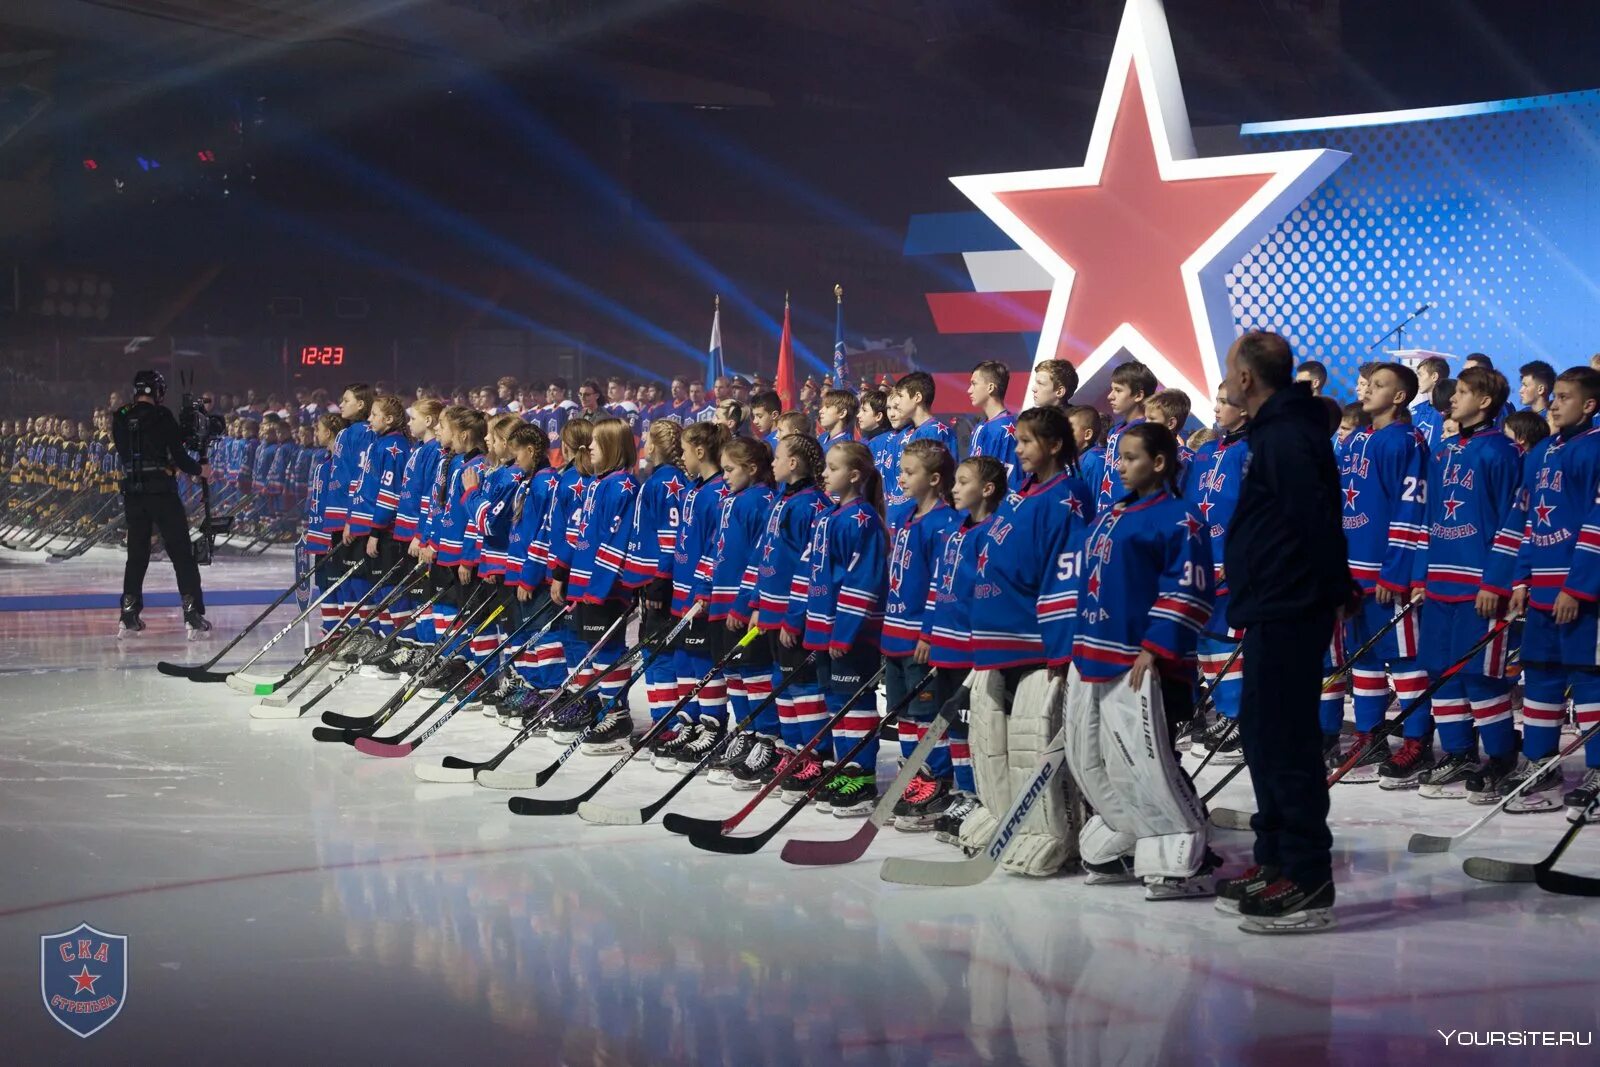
[3,555,1600,1064]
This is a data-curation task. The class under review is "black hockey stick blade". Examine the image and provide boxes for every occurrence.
[156,662,230,682]
[507,794,584,817]
[320,710,381,730]
[662,812,725,838]
[1461,856,1536,883]
[311,726,361,744]
[1534,867,1600,897]
[441,755,488,771]
[688,823,784,855]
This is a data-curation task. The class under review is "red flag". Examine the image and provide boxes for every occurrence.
[775,294,798,412]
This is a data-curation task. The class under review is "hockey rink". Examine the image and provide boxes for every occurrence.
[2,553,1599,1064]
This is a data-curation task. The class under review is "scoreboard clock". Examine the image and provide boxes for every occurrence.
[296,344,347,368]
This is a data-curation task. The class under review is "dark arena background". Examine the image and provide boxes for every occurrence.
[3,0,1600,1062]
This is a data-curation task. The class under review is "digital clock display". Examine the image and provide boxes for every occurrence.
[300,345,345,367]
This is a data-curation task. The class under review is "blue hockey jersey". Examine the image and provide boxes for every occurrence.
[322,420,374,533]
[1414,422,1523,602]
[705,482,775,623]
[1507,423,1600,609]
[923,515,996,670]
[302,451,334,553]
[430,451,487,567]
[1340,420,1429,594]
[969,410,1021,492]
[620,463,687,590]
[802,497,889,654]
[973,469,1096,670]
[553,468,638,604]
[505,465,556,590]
[1188,429,1250,623]
[883,501,961,657]
[348,431,412,535]
[1061,490,1214,681]
[672,473,726,616]
[392,438,441,542]
[746,481,830,632]
[462,463,522,577]
[873,426,909,516]
[1096,417,1144,514]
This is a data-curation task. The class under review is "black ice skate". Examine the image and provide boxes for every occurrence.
[117,595,144,640]
[580,708,635,756]
[668,717,726,771]
[182,597,211,641]
[1418,750,1480,800]
[934,792,982,846]
[819,763,877,817]
[892,772,955,832]
[1213,863,1282,915]
[1341,730,1392,783]
[1237,878,1337,934]
[1563,767,1600,812]
[1499,756,1564,814]
[706,732,756,785]
[1144,850,1222,901]
[1465,752,1520,806]
[1377,738,1434,791]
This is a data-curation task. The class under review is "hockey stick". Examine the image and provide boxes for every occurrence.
[1208,615,1514,829]
[420,606,642,783]
[241,557,420,699]
[1408,721,1600,854]
[218,558,370,690]
[314,585,498,729]
[248,580,454,720]
[353,600,572,755]
[688,668,939,856]
[661,665,889,839]
[158,555,332,678]
[1461,797,1600,887]
[506,608,745,814]
[780,673,959,866]
[575,649,820,824]
[879,723,1066,887]
[309,594,503,743]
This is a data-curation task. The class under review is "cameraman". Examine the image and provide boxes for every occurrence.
[111,370,210,637]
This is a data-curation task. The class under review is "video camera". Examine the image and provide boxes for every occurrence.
[176,371,232,565]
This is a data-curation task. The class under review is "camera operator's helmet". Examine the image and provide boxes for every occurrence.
[132,370,166,401]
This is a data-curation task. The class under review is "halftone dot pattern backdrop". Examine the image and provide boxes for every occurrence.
[1229,89,1600,399]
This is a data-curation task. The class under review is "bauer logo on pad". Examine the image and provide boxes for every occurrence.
[40,922,127,1038]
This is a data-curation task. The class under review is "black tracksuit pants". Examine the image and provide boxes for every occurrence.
[122,490,203,608]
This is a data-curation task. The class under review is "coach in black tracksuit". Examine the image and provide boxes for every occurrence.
[1223,331,1357,913]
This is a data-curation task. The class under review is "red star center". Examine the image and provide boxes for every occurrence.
[1178,514,1204,539]
[976,544,991,576]
[385,443,401,457]
[1197,498,1214,520]
[1065,493,1085,517]
[762,541,775,561]
[70,965,100,995]
[1534,498,1556,527]
[716,483,731,499]
[1343,485,1360,511]
[1442,494,1464,521]
[1003,422,1016,438]
[853,509,871,528]
[889,569,903,596]
[663,476,684,496]
[1099,471,1113,497]
[1087,565,1103,601]
[545,476,558,492]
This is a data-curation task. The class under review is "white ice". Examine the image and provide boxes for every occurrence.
[2,553,1599,1064]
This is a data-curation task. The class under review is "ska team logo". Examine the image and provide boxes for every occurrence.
[40,923,127,1038]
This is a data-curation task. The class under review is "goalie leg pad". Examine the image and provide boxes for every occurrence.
[998,669,1079,876]
[1079,813,1136,866]
[959,670,1010,850]
[1097,672,1208,879]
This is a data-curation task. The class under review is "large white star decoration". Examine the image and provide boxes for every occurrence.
[950,0,1349,405]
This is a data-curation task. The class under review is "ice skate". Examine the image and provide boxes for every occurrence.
[1238,878,1337,934]
[117,595,144,639]
[1418,750,1479,799]
[182,597,211,641]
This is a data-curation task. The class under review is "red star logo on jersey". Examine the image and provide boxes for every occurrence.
[762,541,775,561]
[1197,498,1214,520]
[1099,470,1114,497]
[70,965,100,994]
[1087,564,1103,601]
[1442,494,1464,521]
[1064,493,1085,517]
[385,443,402,458]
[889,569,903,596]
[853,509,871,527]
[1343,485,1360,511]
[663,475,685,496]
[1177,513,1204,539]
[950,0,1346,403]
[716,483,731,499]
[977,544,991,576]
[1534,498,1556,527]
[813,497,831,513]
[1003,422,1016,438]
[621,475,637,493]
[545,475,559,492]
[573,477,588,496]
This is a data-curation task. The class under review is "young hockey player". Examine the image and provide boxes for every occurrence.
[673,423,734,775]
[963,404,1096,873]
[455,413,526,702]
[720,433,830,786]
[344,395,413,652]
[303,414,345,636]
[818,389,859,449]
[1145,389,1195,472]
[620,421,690,745]
[794,440,889,816]
[1402,368,1523,796]
[698,437,775,777]
[547,417,641,754]
[414,406,488,694]
[494,421,565,720]
[1504,409,1551,454]
[967,360,1021,491]
[1326,363,1431,782]
[1186,387,1250,763]
[1057,422,1217,898]
[322,384,376,615]
[1067,405,1107,508]
[920,455,1008,840]
[550,419,595,678]
[1030,358,1079,410]
[1500,368,1600,810]
[1099,360,1156,512]
[749,390,783,453]
[883,439,962,827]
[372,398,445,671]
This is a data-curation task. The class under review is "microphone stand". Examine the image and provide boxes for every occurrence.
[1368,303,1434,353]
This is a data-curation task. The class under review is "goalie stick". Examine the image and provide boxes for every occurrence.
[1407,720,1600,854]
[879,722,1067,887]
[576,651,820,825]
[354,600,572,756]
[253,561,428,708]
[661,665,889,840]
[505,608,740,814]
[780,673,959,866]
[1208,615,1516,830]
[1461,797,1600,888]
[226,555,414,694]
[425,605,641,783]
[158,554,332,679]
[309,596,504,743]
[687,667,939,856]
